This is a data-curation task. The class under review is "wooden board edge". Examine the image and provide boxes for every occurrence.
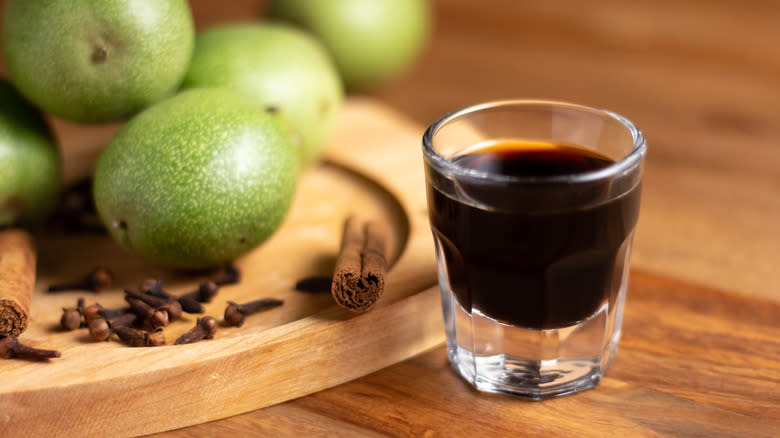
[0,286,444,437]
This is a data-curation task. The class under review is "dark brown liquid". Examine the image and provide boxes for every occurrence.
[428,140,641,329]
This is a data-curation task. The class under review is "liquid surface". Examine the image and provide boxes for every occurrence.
[428,140,641,329]
[453,140,613,177]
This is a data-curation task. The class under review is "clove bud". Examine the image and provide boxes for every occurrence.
[0,336,60,360]
[213,264,241,286]
[88,312,137,342]
[113,326,166,347]
[88,318,111,342]
[47,267,113,293]
[224,298,284,327]
[181,280,219,303]
[294,276,333,294]
[125,287,183,322]
[143,280,204,314]
[174,316,218,345]
[60,308,82,331]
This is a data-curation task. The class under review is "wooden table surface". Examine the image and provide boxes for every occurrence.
[154,1,780,436]
[4,0,778,436]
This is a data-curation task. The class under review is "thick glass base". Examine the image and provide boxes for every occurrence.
[439,278,626,400]
[449,347,606,400]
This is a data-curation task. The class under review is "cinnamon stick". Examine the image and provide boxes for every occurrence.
[0,229,35,337]
[331,217,388,312]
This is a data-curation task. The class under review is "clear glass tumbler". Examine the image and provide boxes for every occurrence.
[422,100,646,399]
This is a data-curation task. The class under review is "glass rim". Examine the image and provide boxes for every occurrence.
[422,99,647,185]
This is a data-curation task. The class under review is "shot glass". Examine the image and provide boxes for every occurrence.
[422,100,646,399]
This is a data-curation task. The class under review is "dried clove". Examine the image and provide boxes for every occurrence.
[107,312,138,329]
[83,303,130,326]
[143,280,204,314]
[125,296,168,328]
[125,287,183,321]
[158,300,183,322]
[124,288,168,308]
[88,312,137,342]
[175,295,205,314]
[60,308,82,331]
[97,306,132,321]
[47,178,106,234]
[213,264,241,286]
[174,316,218,345]
[294,276,333,294]
[139,278,160,294]
[0,336,60,360]
[88,318,111,342]
[60,298,85,331]
[113,326,166,347]
[125,292,180,328]
[48,267,113,293]
[224,298,284,327]
[181,280,219,303]
[81,304,102,325]
[150,310,169,329]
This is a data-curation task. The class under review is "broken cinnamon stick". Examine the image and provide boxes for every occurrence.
[0,229,35,337]
[331,217,388,312]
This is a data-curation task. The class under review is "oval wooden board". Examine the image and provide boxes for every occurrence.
[0,98,443,437]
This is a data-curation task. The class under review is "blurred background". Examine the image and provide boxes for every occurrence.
[1,0,778,299]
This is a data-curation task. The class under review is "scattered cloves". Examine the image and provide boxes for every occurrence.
[125,296,160,324]
[47,178,106,234]
[294,276,333,294]
[98,306,132,321]
[174,316,218,345]
[158,300,183,322]
[47,267,113,293]
[224,298,284,327]
[124,294,175,329]
[126,286,184,322]
[113,326,166,347]
[0,336,61,360]
[124,288,168,308]
[83,303,130,326]
[143,280,204,314]
[181,280,219,303]
[107,312,138,329]
[88,312,137,342]
[213,264,241,286]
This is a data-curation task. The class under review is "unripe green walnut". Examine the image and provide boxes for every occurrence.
[0,80,60,227]
[2,0,194,123]
[181,23,343,166]
[269,0,430,91]
[93,89,299,269]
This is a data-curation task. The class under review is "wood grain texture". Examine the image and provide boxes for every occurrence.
[161,270,779,438]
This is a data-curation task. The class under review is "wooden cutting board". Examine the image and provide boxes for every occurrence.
[0,98,443,437]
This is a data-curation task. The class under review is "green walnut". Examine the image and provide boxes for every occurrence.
[93,88,300,269]
[2,0,194,123]
[0,80,61,227]
[269,0,430,91]
[181,23,343,166]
